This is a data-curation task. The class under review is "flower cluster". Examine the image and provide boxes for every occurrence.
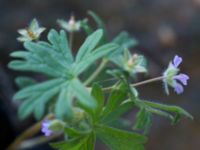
[163,55,189,94]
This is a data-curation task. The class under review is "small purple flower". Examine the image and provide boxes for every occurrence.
[163,55,189,95]
[41,120,53,136]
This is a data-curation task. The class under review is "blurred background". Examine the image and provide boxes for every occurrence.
[0,0,200,149]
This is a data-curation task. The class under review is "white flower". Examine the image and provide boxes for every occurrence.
[125,53,147,74]
[17,18,46,42]
[57,16,81,32]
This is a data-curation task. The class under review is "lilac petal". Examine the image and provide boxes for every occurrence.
[42,123,49,128]
[174,73,189,85]
[45,130,53,136]
[41,120,53,137]
[174,83,184,94]
[41,127,49,133]
[173,55,182,68]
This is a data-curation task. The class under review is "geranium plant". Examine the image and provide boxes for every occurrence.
[7,11,192,150]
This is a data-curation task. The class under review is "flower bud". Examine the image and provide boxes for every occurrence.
[41,119,65,136]
[57,16,81,32]
[71,107,86,123]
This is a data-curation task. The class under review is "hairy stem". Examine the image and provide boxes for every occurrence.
[84,59,108,86]
[103,76,165,92]
[130,76,164,87]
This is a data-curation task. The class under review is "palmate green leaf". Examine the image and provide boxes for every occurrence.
[101,100,134,124]
[108,31,138,62]
[96,124,147,150]
[9,60,63,78]
[18,84,61,120]
[16,77,97,120]
[82,132,96,150]
[112,31,138,50]
[50,137,85,150]
[47,29,74,64]
[55,87,73,119]
[91,83,104,118]
[74,43,118,75]
[23,41,71,73]
[64,127,83,138]
[15,76,36,89]
[15,79,67,120]
[9,30,74,78]
[101,83,128,121]
[31,83,63,120]
[14,78,64,100]
[51,133,96,150]
[75,29,103,63]
[18,96,37,119]
[10,29,118,120]
[70,78,97,109]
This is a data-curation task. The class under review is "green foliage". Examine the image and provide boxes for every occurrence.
[15,76,36,89]
[133,108,152,134]
[100,82,129,124]
[9,13,193,150]
[143,100,193,124]
[9,29,118,120]
[51,133,96,150]
[96,124,147,150]
[91,83,104,120]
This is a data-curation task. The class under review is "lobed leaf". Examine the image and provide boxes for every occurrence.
[75,29,103,63]
[55,87,73,119]
[51,133,95,150]
[15,76,36,89]
[70,78,97,110]
[101,100,134,124]
[14,78,64,100]
[96,124,147,150]
[91,83,104,118]
[74,43,118,75]
[101,82,128,119]
[47,29,74,64]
